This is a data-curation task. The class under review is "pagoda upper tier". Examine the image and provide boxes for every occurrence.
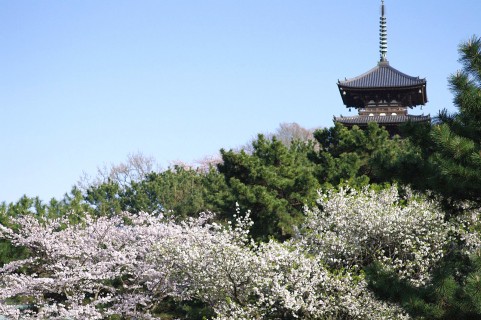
[337,60,427,110]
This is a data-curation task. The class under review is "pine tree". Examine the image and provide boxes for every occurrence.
[218,135,320,240]
[429,36,481,202]
[311,122,417,187]
[365,36,481,319]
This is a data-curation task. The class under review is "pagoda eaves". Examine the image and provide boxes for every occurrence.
[337,61,427,109]
[335,114,430,125]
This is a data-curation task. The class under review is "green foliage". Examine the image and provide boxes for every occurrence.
[85,180,124,216]
[123,167,204,217]
[0,238,29,267]
[311,122,418,187]
[429,123,481,201]
[150,298,214,320]
[80,164,229,222]
[399,36,481,203]
[48,187,91,220]
[366,250,481,320]
[122,166,226,219]
[365,261,444,319]
[218,135,320,240]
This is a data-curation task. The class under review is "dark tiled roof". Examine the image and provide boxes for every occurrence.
[338,61,426,89]
[334,114,431,125]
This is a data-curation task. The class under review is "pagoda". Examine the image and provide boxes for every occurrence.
[335,0,430,134]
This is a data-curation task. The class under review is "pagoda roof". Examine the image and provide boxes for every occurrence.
[336,61,428,109]
[334,114,431,125]
[338,61,426,89]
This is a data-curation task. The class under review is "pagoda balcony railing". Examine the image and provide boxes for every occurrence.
[360,106,407,113]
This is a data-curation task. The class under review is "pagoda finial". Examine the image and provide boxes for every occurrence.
[379,0,388,62]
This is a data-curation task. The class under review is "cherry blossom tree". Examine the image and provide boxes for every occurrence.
[300,186,479,286]
[0,211,184,319]
[1,186,478,319]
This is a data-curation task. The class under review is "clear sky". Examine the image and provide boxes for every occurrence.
[1,0,481,204]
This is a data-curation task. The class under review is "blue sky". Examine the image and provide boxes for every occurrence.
[1,0,481,203]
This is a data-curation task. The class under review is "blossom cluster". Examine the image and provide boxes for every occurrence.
[157,213,408,319]
[0,206,409,319]
[0,186,479,319]
[300,186,475,286]
[0,212,180,319]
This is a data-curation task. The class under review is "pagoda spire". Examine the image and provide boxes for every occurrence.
[379,0,388,62]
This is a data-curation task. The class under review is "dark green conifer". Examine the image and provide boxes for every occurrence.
[429,36,481,202]
[218,135,320,240]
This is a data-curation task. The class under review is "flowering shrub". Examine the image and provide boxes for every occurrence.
[3,186,478,319]
[301,186,457,286]
[0,206,409,319]
[214,240,409,320]
[0,212,182,319]
[449,202,481,255]
[161,215,408,319]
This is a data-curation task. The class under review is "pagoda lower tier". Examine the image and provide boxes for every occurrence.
[334,114,431,135]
